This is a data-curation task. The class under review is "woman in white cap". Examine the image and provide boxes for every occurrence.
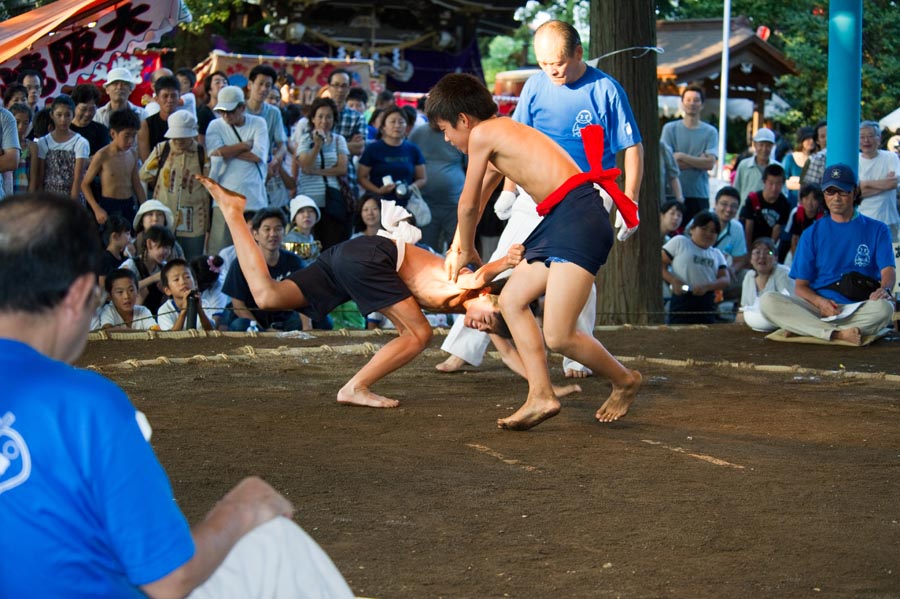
[139,110,210,260]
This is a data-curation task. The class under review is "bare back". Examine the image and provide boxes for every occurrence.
[98,146,139,199]
[397,243,479,312]
[473,117,581,202]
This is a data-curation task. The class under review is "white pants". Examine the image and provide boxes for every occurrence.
[188,517,354,599]
[758,292,894,340]
[441,194,596,372]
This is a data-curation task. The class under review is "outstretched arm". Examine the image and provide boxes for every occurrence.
[195,175,305,311]
[456,243,524,290]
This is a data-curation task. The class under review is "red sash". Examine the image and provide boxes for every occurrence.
[534,125,639,229]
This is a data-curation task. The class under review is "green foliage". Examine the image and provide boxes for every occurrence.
[482,0,592,85]
[516,0,590,43]
[482,36,527,87]
[657,0,900,130]
[179,0,248,35]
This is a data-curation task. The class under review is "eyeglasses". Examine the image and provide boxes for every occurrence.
[823,188,852,199]
[329,82,350,89]
[751,249,774,257]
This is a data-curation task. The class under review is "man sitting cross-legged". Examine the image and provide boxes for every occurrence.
[197,175,580,408]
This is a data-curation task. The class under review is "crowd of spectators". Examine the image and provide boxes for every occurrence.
[0,65,480,333]
[1,66,897,337]
[660,89,898,332]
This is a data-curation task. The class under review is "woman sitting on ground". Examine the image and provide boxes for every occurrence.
[737,237,794,332]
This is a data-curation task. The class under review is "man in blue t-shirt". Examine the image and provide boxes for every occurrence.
[514,24,643,195]
[0,193,353,597]
[759,163,895,344]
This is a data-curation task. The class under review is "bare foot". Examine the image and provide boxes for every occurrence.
[497,396,561,431]
[564,367,592,379]
[337,385,400,408]
[595,369,642,423]
[832,327,862,346]
[435,355,468,373]
[195,174,247,218]
[552,383,582,398]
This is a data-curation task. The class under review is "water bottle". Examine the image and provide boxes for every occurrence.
[246,320,259,333]
[185,294,198,330]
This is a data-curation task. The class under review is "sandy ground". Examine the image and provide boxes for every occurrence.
[78,324,900,598]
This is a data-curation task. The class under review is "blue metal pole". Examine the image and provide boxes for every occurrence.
[826,0,862,174]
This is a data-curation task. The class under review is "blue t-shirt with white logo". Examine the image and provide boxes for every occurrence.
[512,66,641,171]
[790,213,893,303]
[0,340,194,597]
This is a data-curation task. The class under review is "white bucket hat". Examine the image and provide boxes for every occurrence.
[165,110,199,139]
[106,67,136,88]
[290,194,321,224]
[214,85,246,112]
[133,199,175,232]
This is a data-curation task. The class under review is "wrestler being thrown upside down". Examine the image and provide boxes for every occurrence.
[196,175,581,409]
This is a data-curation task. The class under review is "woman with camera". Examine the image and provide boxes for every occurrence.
[357,105,427,208]
[293,97,350,248]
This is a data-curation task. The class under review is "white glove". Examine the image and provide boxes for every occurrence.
[494,190,517,221]
[615,209,639,242]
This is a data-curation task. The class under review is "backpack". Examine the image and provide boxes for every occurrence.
[148,141,206,196]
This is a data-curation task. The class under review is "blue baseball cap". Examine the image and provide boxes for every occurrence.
[821,163,857,192]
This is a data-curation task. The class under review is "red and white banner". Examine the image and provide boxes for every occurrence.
[0,0,183,99]
[195,51,374,105]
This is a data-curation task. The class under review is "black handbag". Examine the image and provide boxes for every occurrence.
[320,147,351,223]
[827,271,881,302]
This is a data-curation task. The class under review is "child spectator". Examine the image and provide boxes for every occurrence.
[81,109,145,226]
[133,199,186,260]
[155,258,216,331]
[284,194,321,268]
[120,224,175,315]
[98,214,132,290]
[662,211,730,324]
[31,107,52,139]
[739,163,791,251]
[139,111,209,259]
[659,199,683,243]
[96,269,157,331]
[33,95,89,202]
[738,237,794,332]
[8,103,35,195]
[189,254,230,329]
[787,183,825,261]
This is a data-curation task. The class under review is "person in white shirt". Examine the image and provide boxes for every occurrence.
[858,120,900,241]
[205,85,269,254]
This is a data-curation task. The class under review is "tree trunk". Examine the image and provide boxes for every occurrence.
[590,0,664,324]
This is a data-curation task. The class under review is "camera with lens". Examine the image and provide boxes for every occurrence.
[395,181,410,200]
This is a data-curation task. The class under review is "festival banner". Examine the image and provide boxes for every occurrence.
[196,50,374,106]
[0,0,184,99]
